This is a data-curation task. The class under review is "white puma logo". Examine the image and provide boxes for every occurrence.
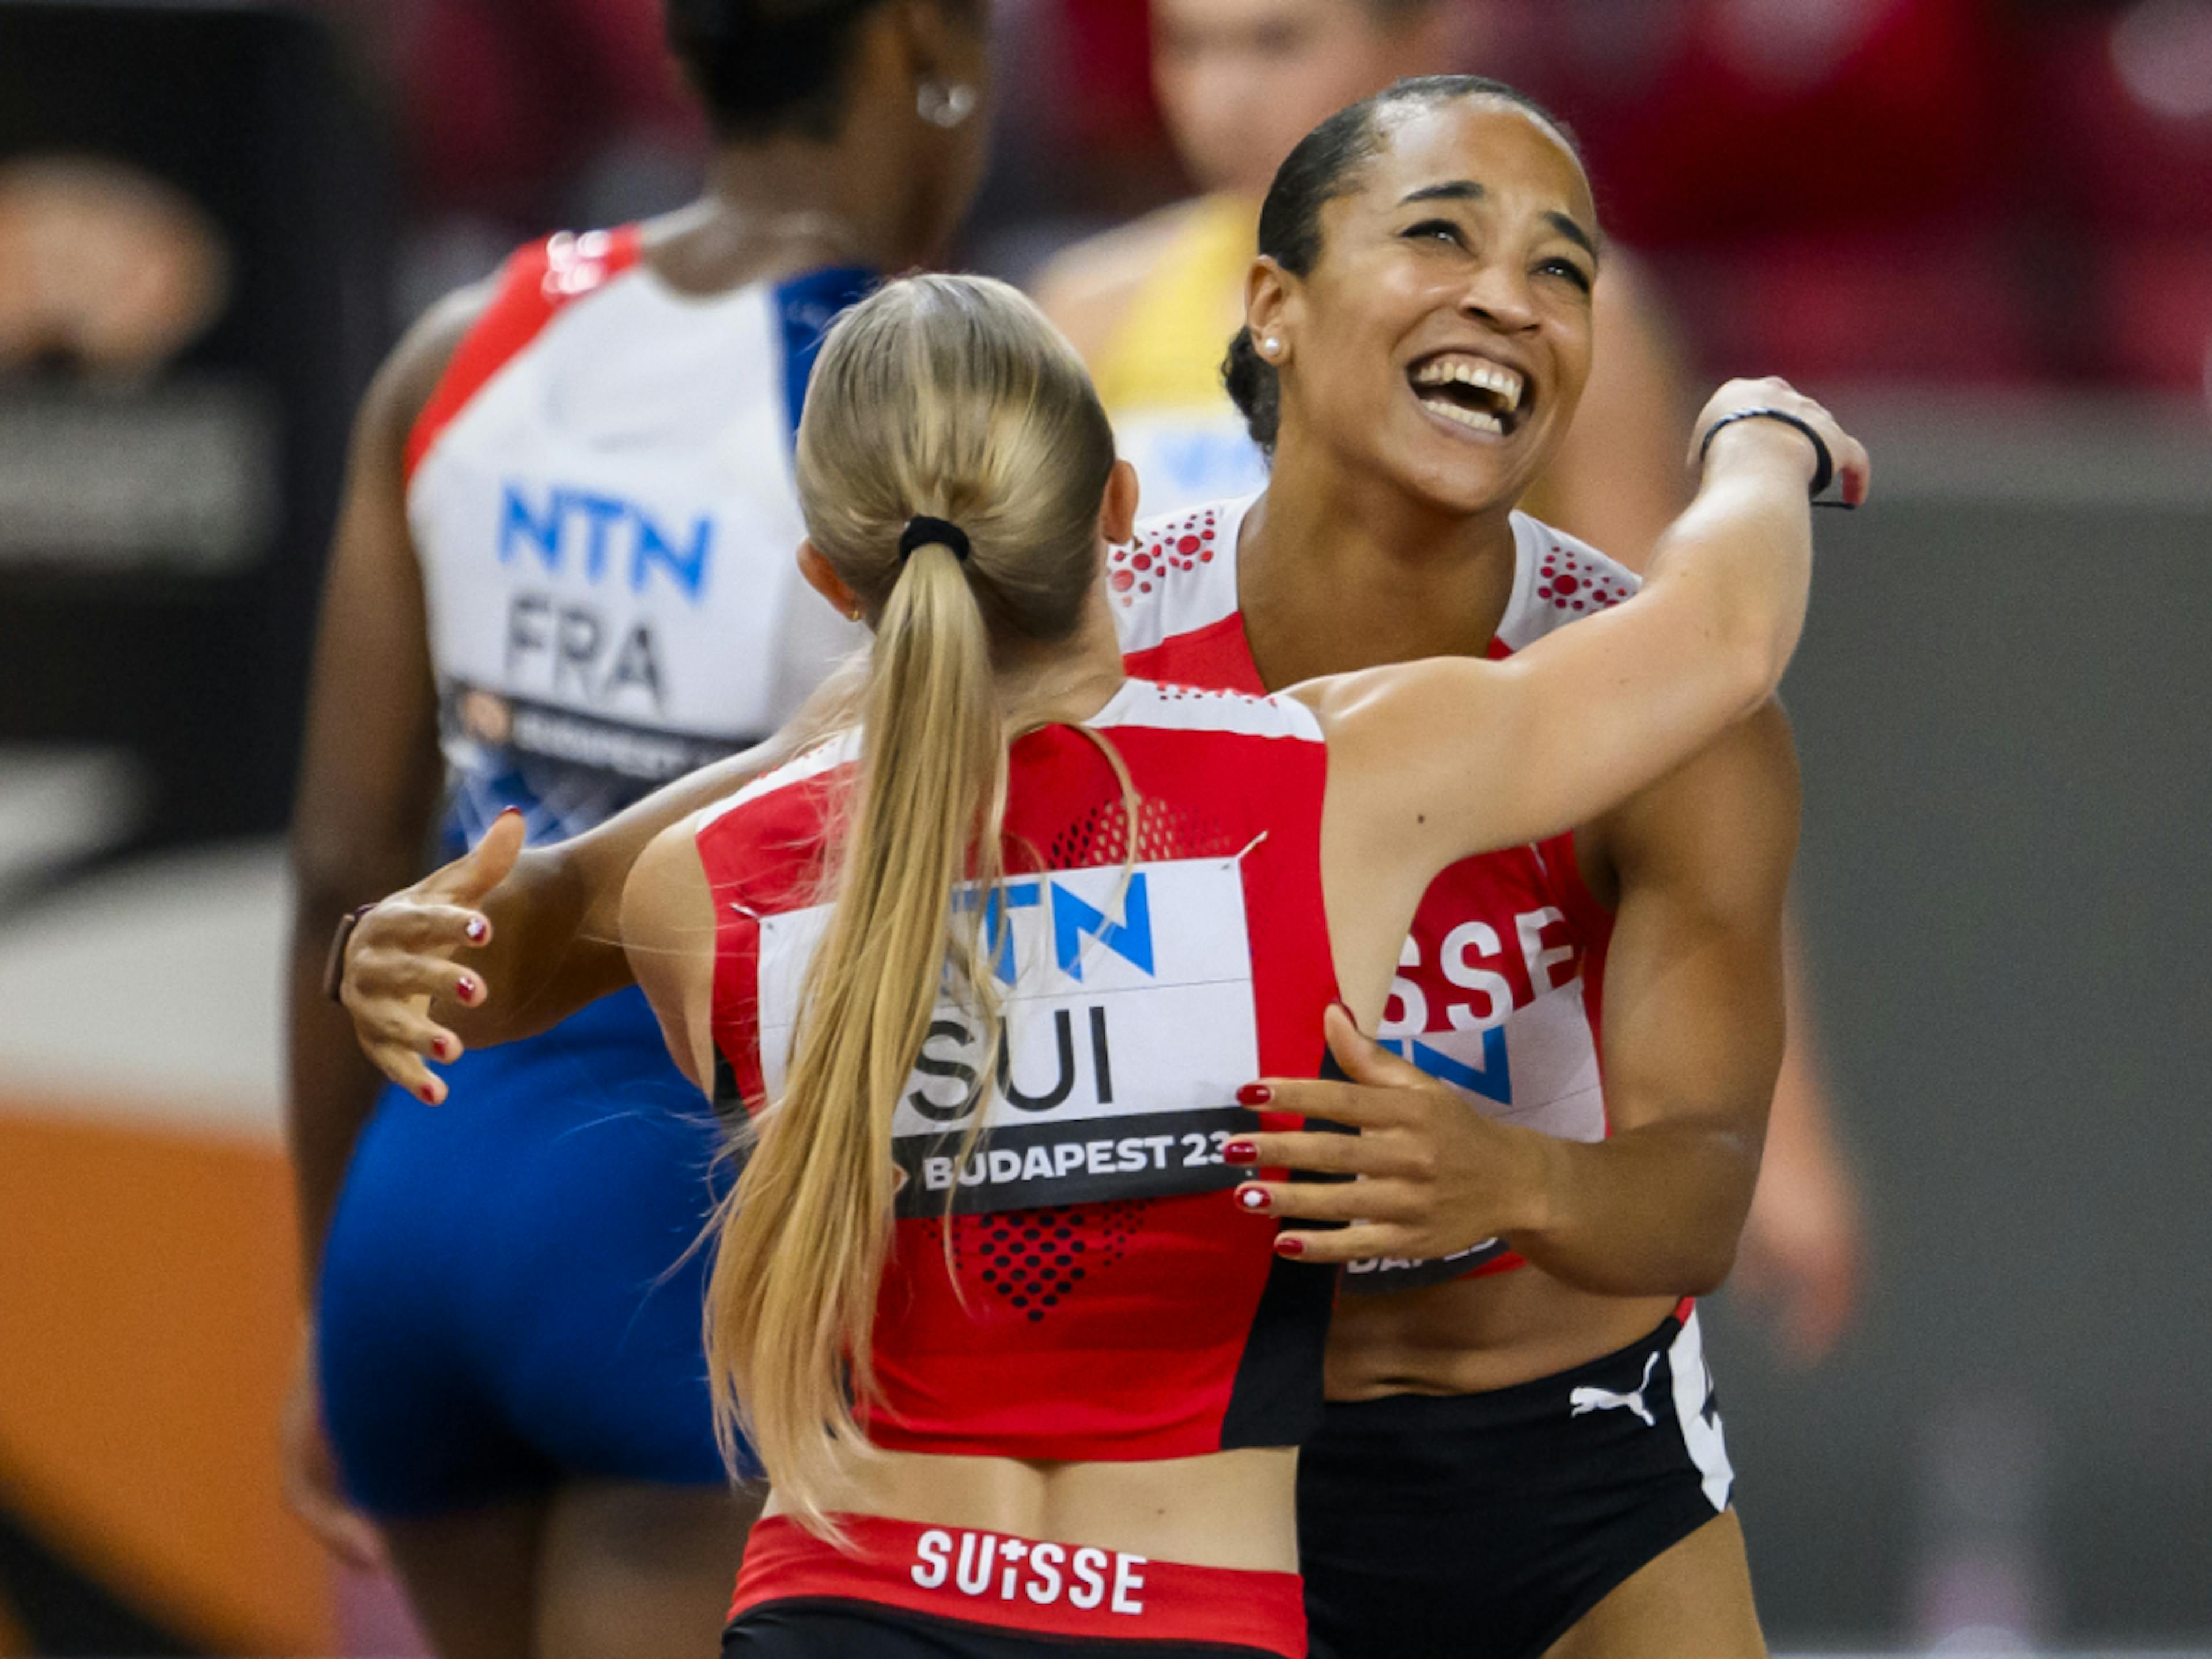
[1569,1353,1661,1427]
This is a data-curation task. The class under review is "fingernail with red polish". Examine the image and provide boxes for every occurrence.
[419,1085,438,1105]
[430,1036,453,1060]
[1236,1185,1272,1213]
[1223,1140,1257,1165]
[456,974,482,1003]
[1236,1083,1272,1107]
[498,806,522,821]
[1274,1235,1305,1257]
[464,916,488,944]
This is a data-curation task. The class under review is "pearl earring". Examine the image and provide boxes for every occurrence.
[1263,336,1282,358]
[916,79,978,129]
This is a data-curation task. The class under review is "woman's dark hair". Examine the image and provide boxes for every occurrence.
[1222,75,1585,456]
[668,0,974,143]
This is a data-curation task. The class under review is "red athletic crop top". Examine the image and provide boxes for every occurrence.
[697,679,1342,1463]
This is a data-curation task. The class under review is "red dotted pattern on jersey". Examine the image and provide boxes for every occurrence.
[918,1202,1153,1327]
[980,1207,1100,1322]
[1046,791,1241,870]
[1108,506,1220,607]
[1535,540,1633,614]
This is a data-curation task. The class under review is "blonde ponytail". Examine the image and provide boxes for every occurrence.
[702,275,1118,1531]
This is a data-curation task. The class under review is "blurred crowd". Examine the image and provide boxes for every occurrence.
[317,0,2212,397]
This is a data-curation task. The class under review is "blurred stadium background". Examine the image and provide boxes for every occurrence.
[0,0,2206,1653]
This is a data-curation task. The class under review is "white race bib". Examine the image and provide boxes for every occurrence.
[757,858,1261,1215]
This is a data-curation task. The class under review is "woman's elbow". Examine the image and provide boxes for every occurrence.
[1716,618,1790,725]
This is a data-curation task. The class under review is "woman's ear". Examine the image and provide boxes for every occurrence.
[798,540,864,623]
[1101,459,1139,546]
[897,0,986,101]
[1244,256,1293,366]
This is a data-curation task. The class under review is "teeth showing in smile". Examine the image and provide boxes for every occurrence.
[1412,356,1525,411]
[1426,400,1505,434]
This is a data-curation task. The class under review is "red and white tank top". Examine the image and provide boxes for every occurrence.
[1116,497,1641,1287]
[698,680,1342,1462]
[403,227,875,854]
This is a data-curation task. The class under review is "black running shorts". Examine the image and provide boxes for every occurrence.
[1298,1308,1734,1659]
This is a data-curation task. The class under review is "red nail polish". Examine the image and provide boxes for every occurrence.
[1237,1186,1272,1212]
[456,974,481,1003]
[498,806,522,821]
[1236,1083,1272,1107]
[431,1036,452,1060]
[464,916,488,944]
[1274,1235,1305,1257]
[1224,1139,1257,1165]
[419,1085,438,1105]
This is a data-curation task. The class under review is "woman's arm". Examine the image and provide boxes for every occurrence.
[336,662,856,1100]
[279,285,483,1567]
[1230,700,1800,1277]
[620,817,723,1093]
[1306,378,1865,881]
[1497,703,1797,1291]
[286,285,484,1281]
[1548,296,1869,1335]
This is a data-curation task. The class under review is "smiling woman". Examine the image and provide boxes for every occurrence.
[1107,76,1835,1659]
[1225,77,1599,524]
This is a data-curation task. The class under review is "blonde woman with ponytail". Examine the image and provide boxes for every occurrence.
[600,271,1864,1659]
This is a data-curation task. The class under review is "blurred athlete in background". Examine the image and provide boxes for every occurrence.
[283,3,990,1656]
[1033,0,1860,1365]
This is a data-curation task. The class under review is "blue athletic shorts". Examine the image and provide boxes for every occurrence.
[317,987,754,1517]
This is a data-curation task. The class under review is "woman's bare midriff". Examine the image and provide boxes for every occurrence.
[1325,1266,1679,1400]
[762,1444,1300,1572]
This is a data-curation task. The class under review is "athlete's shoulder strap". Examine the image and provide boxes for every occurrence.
[1494,512,1643,653]
[1113,497,1252,651]
[696,729,863,834]
[403,225,645,483]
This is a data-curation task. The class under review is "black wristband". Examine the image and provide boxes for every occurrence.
[1698,407,1836,502]
[323,903,377,1002]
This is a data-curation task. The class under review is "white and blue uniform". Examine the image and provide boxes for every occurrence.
[318,228,870,1512]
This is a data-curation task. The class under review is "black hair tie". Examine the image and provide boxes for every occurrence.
[1698,408,1844,506]
[899,516,971,562]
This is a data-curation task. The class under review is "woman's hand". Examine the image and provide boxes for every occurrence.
[1689,376,1872,508]
[339,809,526,1104]
[1223,1007,1551,1264]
